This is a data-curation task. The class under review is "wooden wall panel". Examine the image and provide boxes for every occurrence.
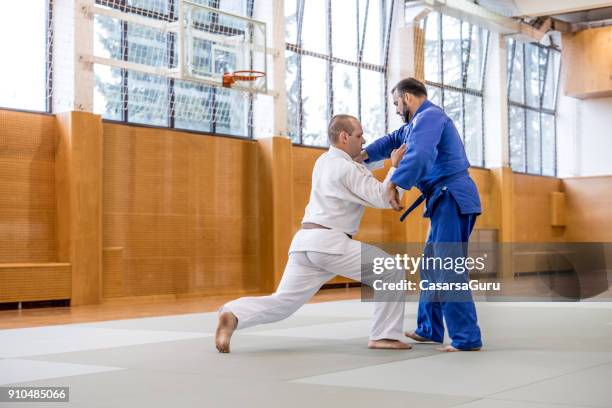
[258,137,294,289]
[512,173,565,242]
[563,176,612,242]
[470,168,494,229]
[291,146,325,233]
[55,112,103,306]
[0,263,70,303]
[353,208,387,242]
[0,109,56,262]
[562,27,612,99]
[490,167,513,245]
[550,191,566,227]
[102,123,261,298]
[102,247,124,298]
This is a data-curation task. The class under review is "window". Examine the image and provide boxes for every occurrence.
[422,12,489,167]
[94,0,251,137]
[0,0,51,112]
[285,0,392,146]
[507,38,560,176]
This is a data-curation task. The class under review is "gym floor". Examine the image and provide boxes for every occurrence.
[1,290,611,408]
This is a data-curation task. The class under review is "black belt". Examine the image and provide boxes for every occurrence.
[399,194,426,222]
[399,186,447,222]
[398,171,467,222]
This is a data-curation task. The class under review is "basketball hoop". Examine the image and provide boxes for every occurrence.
[222,70,265,88]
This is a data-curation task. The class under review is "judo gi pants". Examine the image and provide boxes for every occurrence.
[414,191,483,350]
[221,239,406,341]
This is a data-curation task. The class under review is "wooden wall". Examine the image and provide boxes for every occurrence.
[291,146,322,235]
[0,263,70,303]
[470,168,494,229]
[0,109,74,303]
[513,173,565,242]
[0,110,56,262]
[562,26,612,99]
[1,108,612,304]
[563,176,612,242]
[56,112,103,305]
[102,123,261,298]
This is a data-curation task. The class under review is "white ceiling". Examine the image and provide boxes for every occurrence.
[478,0,612,17]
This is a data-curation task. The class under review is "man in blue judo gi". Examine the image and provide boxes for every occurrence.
[361,77,482,351]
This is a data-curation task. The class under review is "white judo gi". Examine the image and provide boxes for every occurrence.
[221,145,406,341]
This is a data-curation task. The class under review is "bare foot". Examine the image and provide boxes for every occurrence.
[368,339,412,350]
[437,345,481,352]
[404,331,438,343]
[215,311,238,353]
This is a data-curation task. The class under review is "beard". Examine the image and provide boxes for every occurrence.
[402,107,412,123]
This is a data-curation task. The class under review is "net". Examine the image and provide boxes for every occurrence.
[47,0,274,137]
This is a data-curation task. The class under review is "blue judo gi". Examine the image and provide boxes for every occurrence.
[365,99,482,350]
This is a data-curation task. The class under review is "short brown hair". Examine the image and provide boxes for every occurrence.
[328,114,358,144]
[391,77,428,97]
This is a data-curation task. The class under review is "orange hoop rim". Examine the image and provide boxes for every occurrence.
[223,70,265,87]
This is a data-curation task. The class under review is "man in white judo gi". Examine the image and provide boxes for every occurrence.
[215,114,409,353]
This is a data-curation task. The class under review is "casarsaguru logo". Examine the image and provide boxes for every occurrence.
[372,279,501,291]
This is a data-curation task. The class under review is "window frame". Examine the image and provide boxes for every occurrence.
[421,12,490,168]
[94,0,255,138]
[507,39,560,176]
[46,0,54,113]
[286,0,394,147]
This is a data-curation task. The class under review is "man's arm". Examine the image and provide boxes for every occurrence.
[390,110,446,190]
[362,127,406,163]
